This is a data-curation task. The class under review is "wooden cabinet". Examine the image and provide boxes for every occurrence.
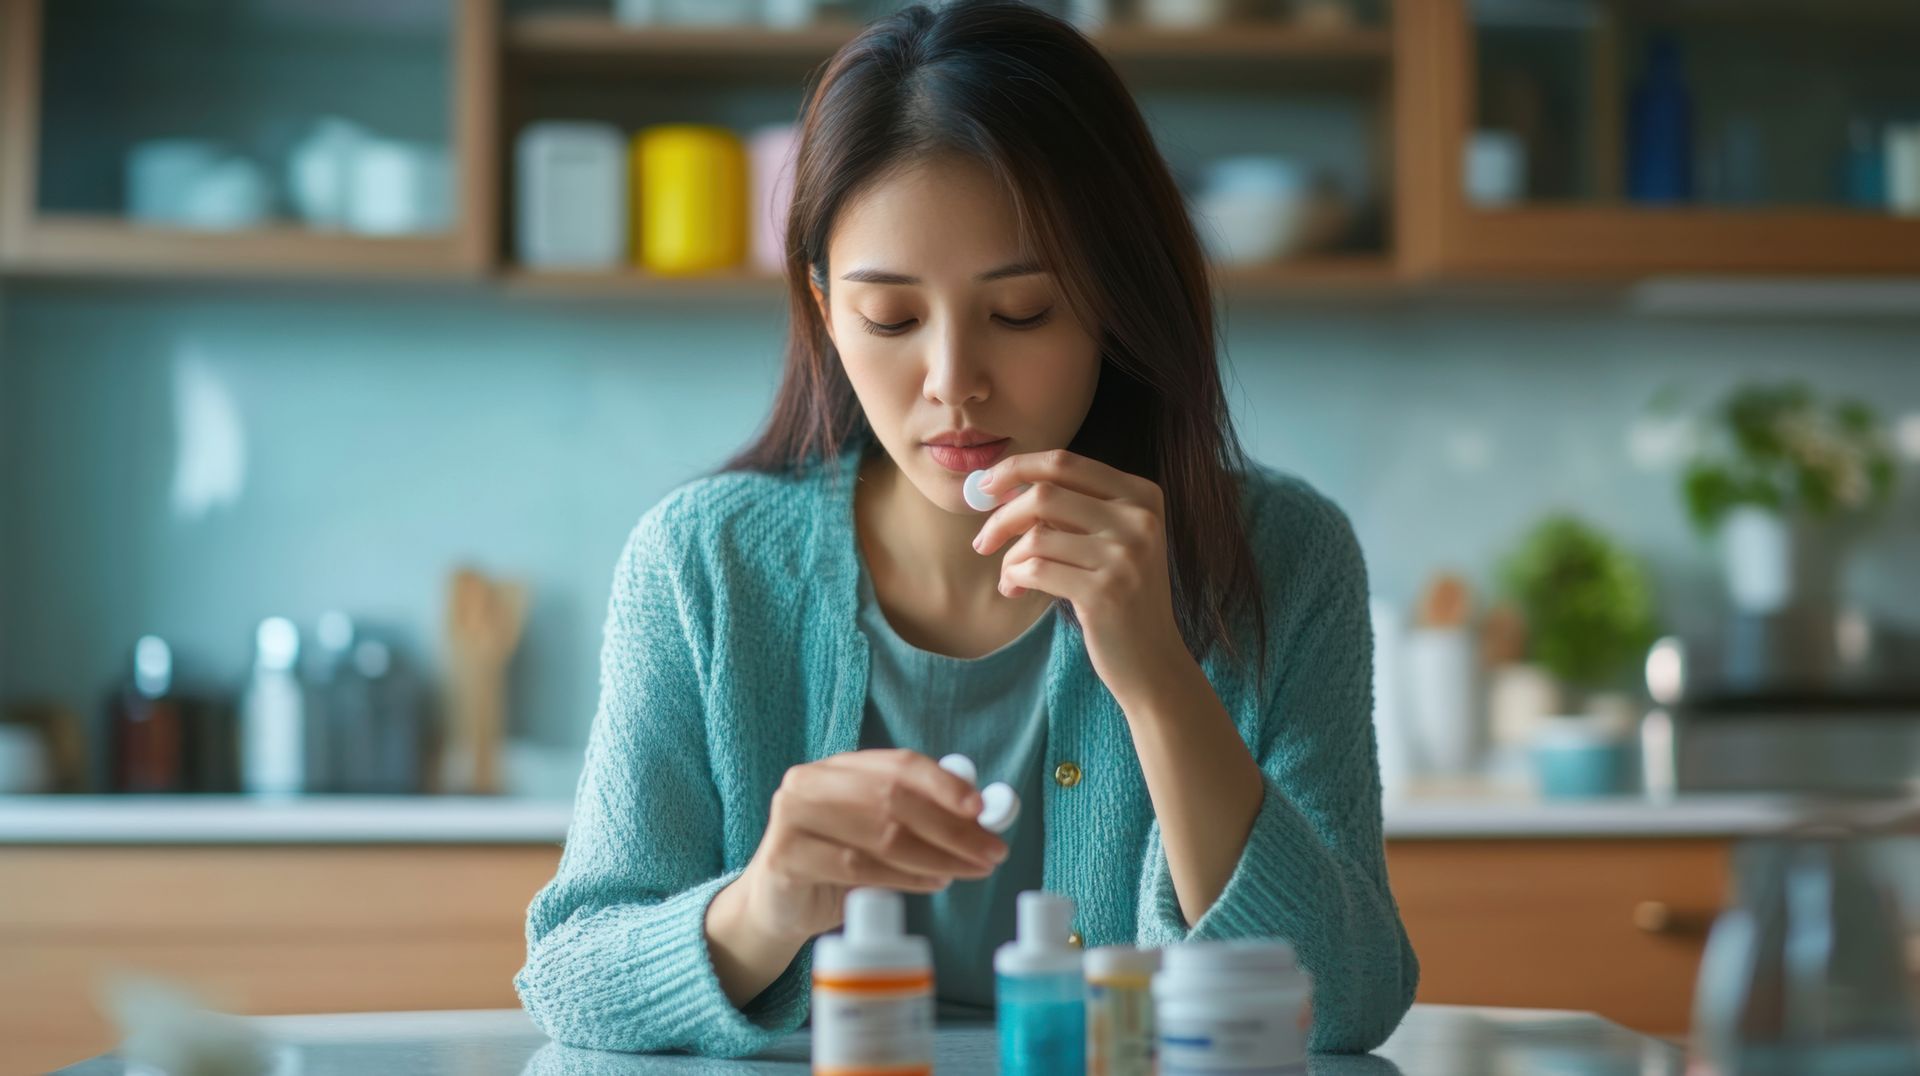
[1394,0,1920,277]
[0,843,562,1073]
[4,0,1914,289]
[0,0,497,279]
[1387,837,1729,1036]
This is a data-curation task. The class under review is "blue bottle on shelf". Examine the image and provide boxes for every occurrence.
[995,891,1085,1076]
[1628,36,1693,204]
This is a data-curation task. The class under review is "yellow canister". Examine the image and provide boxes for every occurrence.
[632,125,748,275]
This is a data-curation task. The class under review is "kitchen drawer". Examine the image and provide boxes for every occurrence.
[1386,838,1729,1035]
[0,845,560,932]
[0,844,562,1073]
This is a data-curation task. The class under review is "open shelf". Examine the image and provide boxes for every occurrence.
[0,215,469,279]
[498,255,1403,299]
[505,14,1391,86]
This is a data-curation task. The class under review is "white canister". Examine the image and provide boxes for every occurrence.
[1465,129,1527,207]
[1141,0,1237,29]
[1404,627,1480,775]
[1154,940,1312,1073]
[1885,123,1920,218]
[1368,599,1413,800]
[0,725,51,794]
[516,122,628,269]
[748,124,798,276]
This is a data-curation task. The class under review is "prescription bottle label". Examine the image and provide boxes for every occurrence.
[1157,1008,1308,1074]
[1087,976,1156,1076]
[810,973,934,1076]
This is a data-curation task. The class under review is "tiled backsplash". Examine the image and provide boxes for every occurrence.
[3,284,1916,748]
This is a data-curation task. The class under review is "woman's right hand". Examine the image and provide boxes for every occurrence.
[705,749,1008,1003]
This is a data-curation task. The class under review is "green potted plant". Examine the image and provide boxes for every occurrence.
[1499,515,1660,797]
[1501,515,1660,698]
[1678,382,1896,615]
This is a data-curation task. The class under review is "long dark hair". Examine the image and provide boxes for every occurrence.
[722,0,1266,671]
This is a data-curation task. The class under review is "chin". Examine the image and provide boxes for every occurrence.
[900,462,974,515]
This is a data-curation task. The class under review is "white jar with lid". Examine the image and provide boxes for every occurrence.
[1153,940,1312,1073]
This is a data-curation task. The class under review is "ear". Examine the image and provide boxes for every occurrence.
[808,268,835,347]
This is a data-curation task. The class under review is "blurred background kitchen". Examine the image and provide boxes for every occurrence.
[2,0,1918,1071]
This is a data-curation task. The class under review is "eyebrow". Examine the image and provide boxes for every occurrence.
[838,261,1045,285]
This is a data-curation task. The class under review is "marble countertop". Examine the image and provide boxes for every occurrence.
[53,1004,1684,1075]
[2,790,1913,844]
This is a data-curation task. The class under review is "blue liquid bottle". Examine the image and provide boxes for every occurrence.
[996,891,1085,1075]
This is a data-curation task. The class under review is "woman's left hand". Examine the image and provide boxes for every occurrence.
[970,449,1188,700]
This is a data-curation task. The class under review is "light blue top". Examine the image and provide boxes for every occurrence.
[515,434,1418,1058]
[853,552,1054,1014]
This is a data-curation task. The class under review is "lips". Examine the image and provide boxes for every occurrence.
[924,437,1010,472]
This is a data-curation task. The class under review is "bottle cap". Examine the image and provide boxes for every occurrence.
[994,891,1082,977]
[1154,940,1308,1001]
[814,887,930,975]
[1085,945,1160,981]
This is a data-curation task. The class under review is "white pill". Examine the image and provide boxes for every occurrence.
[963,469,1032,513]
[977,782,1020,834]
[937,753,978,787]
[963,469,999,512]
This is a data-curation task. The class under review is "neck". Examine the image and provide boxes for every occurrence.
[854,448,1045,615]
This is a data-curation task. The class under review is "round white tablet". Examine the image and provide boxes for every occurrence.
[937,753,978,787]
[977,781,1020,834]
[963,469,998,512]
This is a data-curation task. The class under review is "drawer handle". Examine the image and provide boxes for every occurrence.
[1633,900,1716,936]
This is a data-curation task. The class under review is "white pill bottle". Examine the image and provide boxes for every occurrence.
[1153,939,1313,1074]
[811,887,934,1076]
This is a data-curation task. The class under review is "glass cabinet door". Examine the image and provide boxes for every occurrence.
[0,0,493,275]
[1395,0,1920,276]
[1471,0,1919,212]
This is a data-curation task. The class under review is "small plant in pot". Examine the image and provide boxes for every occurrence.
[1500,515,1660,797]
[1679,382,1896,616]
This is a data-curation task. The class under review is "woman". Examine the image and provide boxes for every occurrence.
[516,0,1416,1058]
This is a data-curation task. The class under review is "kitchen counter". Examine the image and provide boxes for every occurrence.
[52,1004,1685,1075]
[1383,789,1920,838]
[2,790,1914,843]
[0,794,572,844]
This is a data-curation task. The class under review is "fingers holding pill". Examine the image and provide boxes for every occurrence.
[777,830,952,894]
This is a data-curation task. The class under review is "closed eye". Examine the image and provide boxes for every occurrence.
[997,308,1053,330]
[858,314,914,337]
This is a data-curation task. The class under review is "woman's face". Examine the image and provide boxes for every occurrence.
[815,155,1102,515]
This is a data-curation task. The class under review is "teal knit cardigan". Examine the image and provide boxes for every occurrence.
[515,438,1418,1057]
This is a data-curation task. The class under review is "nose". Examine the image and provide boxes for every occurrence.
[922,318,988,406]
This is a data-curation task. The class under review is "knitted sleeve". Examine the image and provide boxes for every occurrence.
[1133,475,1420,1054]
[514,498,811,1057]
